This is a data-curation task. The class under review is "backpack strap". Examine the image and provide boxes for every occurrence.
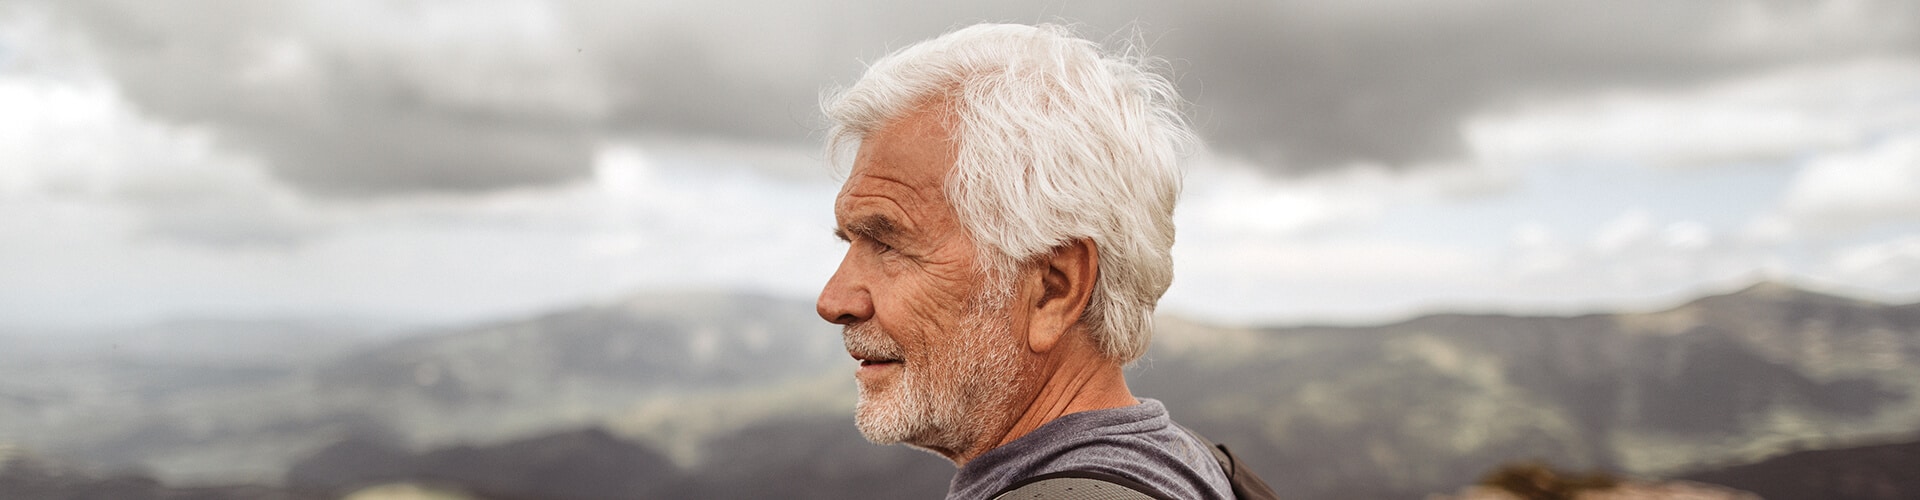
[990,470,1177,500]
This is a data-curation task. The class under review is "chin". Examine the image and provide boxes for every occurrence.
[855,388,969,456]
[853,383,915,444]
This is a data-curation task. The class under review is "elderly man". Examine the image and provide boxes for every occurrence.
[816,23,1259,500]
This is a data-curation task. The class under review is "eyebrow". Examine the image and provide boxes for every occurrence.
[834,214,901,244]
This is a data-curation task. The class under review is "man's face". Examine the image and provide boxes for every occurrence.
[817,107,1030,458]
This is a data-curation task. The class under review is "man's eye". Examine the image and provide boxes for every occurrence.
[871,240,896,254]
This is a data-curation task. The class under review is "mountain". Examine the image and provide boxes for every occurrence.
[0,291,848,485]
[677,414,952,499]
[1677,435,1920,500]
[286,427,683,500]
[283,417,954,500]
[305,290,847,446]
[317,290,840,396]
[1130,282,1919,498]
[285,281,1919,499]
[0,447,322,500]
[4,282,1916,500]
[0,318,399,484]
[1430,461,1758,499]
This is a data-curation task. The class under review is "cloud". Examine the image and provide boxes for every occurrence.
[1151,0,1919,174]
[29,0,607,196]
[21,0,877,197]
[16,0,1916,197]
[0,134,843,329]
[1178,155,1390,238]
[1463,59,1920,171]
[0,56,326,248]
[1586,212,1717,256]
[1781,132,1920,230]
[1592,210,1654,254]
[1824,235,1920,290]
[10,0,1920,329]
[1162,236,1491,323]
[1663,221,1712,250]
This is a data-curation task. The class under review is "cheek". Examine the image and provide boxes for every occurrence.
[867,238,983,357]
[874,280,974,355]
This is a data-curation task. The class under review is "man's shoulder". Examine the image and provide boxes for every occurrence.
[979,404,1232,500]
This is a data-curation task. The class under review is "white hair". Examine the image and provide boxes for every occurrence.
[824,23,1195,363]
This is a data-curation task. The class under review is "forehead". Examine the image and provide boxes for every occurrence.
[836,106,959,217]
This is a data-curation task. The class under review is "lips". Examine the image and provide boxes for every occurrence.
[853,353,902,379]
[853,354,902,366]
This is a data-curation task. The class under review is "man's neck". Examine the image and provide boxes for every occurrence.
[952,353,1137,466]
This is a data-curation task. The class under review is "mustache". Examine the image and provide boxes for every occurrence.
[843,321,904,361]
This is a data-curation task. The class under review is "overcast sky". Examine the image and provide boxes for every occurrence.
[3,0,1919,331]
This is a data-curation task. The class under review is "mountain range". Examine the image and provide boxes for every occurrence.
[2,281,1915,499]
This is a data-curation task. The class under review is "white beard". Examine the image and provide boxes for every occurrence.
[844,282,1024,456]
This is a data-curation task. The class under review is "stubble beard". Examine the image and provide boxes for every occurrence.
[844,282,1025,459]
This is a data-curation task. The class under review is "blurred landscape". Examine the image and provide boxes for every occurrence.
[3,280,1916,499]
[7,2,1920,499]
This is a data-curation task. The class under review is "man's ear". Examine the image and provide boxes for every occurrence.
[1026,238,1098,354]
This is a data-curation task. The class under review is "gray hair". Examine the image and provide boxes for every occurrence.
[824,23,1195,363]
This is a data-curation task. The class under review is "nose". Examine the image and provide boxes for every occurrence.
[817,249,873,325]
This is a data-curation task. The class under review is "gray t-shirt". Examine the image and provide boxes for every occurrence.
[946,398,1232,500]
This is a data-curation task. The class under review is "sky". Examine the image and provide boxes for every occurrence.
[2,0,1918,331]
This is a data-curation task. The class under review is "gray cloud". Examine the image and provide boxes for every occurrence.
[43,0,603,196]
[1153,1,1920,172]
[32,0,1920,196]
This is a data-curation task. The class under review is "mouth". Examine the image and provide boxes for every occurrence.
[854,354,903,367]
[842,322,903,375]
